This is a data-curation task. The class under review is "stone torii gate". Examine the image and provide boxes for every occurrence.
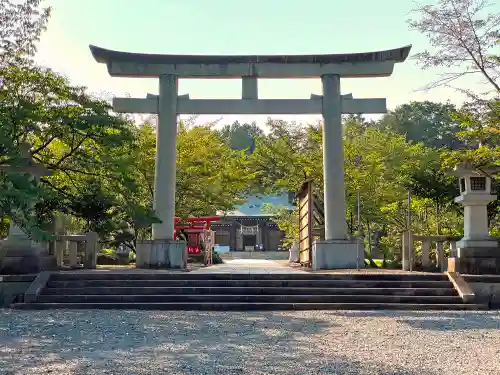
[90,45,411,269]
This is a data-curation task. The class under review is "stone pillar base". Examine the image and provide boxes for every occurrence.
[312,239,363,270]
[448,256,500,274]
[136,240,188,269]
[448,245,500,274]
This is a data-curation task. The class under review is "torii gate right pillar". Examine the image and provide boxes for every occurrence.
[321,74,348,240]
[312,74,361,270]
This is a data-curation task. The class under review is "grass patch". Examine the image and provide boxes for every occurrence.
[371,259,401,269]
[97,264,136,269]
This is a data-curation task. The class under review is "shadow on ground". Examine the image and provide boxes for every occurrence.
[0,310,454,374]
[324,310,500,331]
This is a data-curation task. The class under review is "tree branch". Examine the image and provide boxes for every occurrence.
[53,135,90,167]
[31,134,59,155]
[39,177,76,199]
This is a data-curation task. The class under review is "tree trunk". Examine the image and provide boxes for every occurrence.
[367,220,372,256]
[364,250,379,268]
[436,201,441,235]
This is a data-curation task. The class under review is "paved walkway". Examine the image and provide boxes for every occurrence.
[192,259,306,274]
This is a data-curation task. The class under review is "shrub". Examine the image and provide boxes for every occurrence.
[212,250,223,264]
[97,253,119,265]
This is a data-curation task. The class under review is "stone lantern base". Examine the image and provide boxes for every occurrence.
[448,240,500,274]
[0,238,57,275]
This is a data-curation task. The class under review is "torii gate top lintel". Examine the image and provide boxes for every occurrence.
[89,44,412,79]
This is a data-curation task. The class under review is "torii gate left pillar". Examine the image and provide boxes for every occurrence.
[154,74,178,240]
[90,44,411,269]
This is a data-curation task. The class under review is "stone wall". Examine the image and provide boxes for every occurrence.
[463,275,500,307]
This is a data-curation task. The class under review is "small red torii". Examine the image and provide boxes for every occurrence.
[173,216,220,260]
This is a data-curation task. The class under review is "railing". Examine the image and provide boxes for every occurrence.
[402,231,461,271]
[52,232,99,269]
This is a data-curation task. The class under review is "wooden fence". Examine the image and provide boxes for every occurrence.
[297,181,325,267]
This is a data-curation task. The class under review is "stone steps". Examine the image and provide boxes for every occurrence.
[12,272,488,311]
[46,279,453,289]
[47,273,449,281]
[41,286,458,296]
[13,302,486,311]
[36,294,465,304]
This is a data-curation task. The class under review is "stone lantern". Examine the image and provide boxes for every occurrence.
[448,163,500,274]
[0,142,54,274]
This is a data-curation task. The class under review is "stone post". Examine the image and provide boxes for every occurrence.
[242,76,258,99]
[84,231,98,269]
[436,241,445,271]
[54,238,64,268]
[421,239,431,268]
[68,241,78,268]
[402,231,411,271]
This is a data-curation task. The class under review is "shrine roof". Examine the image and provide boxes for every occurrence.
[89,45,412,65]
[217,194,295,217]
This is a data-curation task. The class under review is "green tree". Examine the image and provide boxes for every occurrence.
[406,149,461,235]
[0,0,52,239]
[344,117,428,223]
[248,118,322,194]
[0,0,51,65]
[376,101,465,149]
[0,63,135,239]
[454,97,500,148]
[262,204,298,249]
[217,120,263,152]
[176,122,257,217]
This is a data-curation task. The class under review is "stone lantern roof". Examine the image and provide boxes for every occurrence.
[0,142,51,177]
[448,162,500,178]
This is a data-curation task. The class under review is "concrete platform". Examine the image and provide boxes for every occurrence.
[220,251,289,261]
[192,259,307,274]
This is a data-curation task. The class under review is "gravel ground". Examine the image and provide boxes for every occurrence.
[0,310,499,375]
